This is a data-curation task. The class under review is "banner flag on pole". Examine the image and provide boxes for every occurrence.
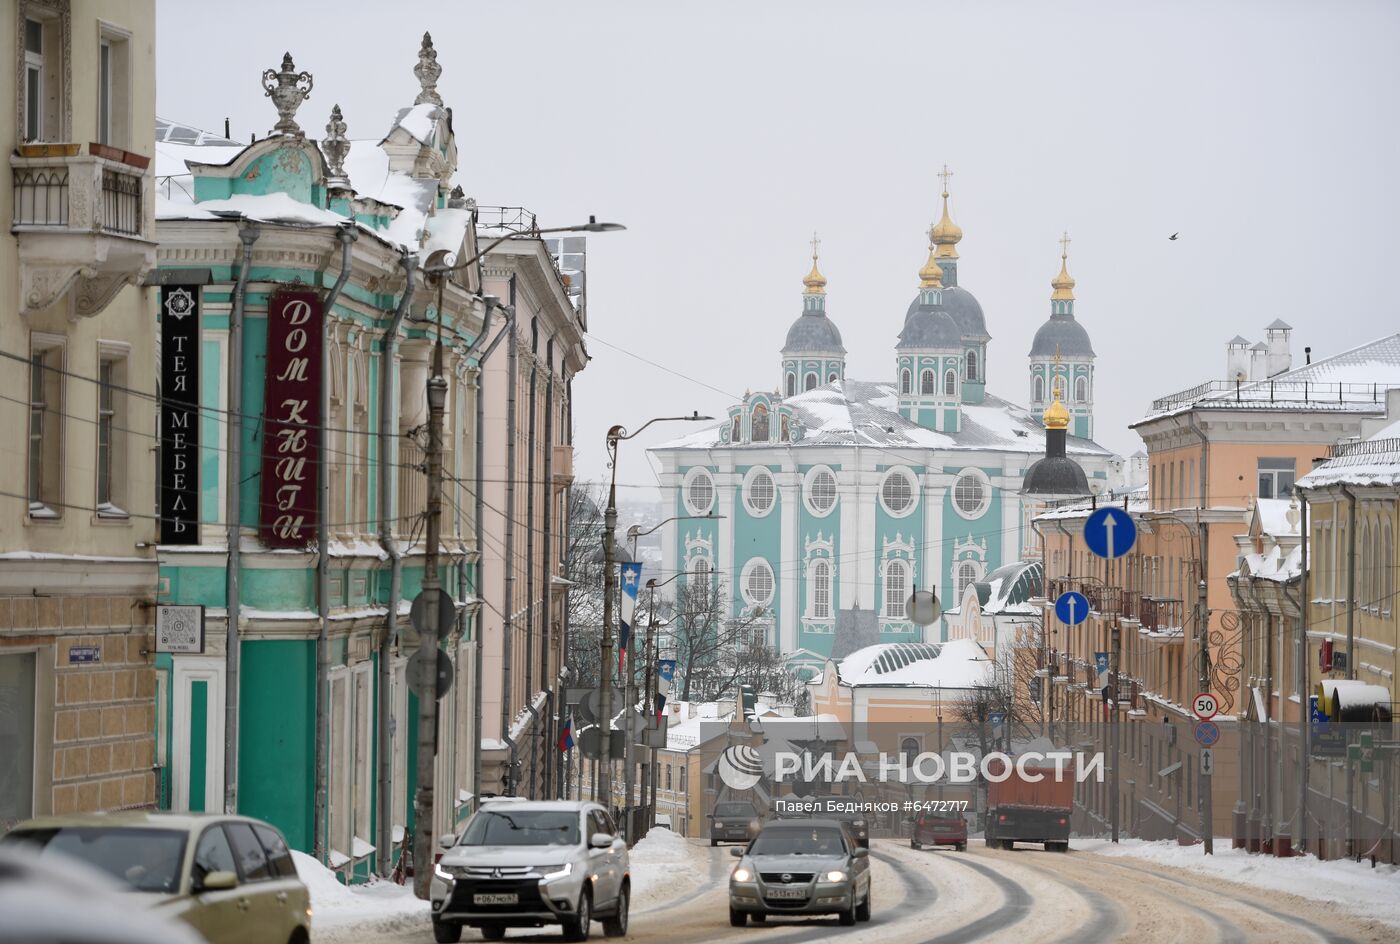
[558,714,575,752]
[654,692,667,723]
[619,562,642,671]
[656,659,677,695]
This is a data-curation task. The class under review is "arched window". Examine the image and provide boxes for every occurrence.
[804,372,818,391]
[944,369,957,395]
[1075,376,1088,403]
[1034,374,1045,402]
[901,368,912,394]
[957,561,979,600]
[730,415,741,443]
[786,372,796,397]
[828,372,838,382]
[811,560,832,619]
[1384,521,1394,611]
[751,403,770,442]
[901,737,920,763]
[966,349,978,381]
[920,369,935,394]
[884,559,909,619]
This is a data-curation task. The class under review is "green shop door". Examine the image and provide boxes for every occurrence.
[171,658,225,813]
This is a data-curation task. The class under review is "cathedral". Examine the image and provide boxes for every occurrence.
[649,177,1122,670]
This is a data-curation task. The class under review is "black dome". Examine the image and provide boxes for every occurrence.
[1029,314,1094,357]
[782,310,845,354]
[908,287,987,340]
[897,305,962,350]
[1021,455,1090,497]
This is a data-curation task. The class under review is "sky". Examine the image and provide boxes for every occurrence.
[155,0,1400,498]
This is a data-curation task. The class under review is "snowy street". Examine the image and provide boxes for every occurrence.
[306,831,1399,943]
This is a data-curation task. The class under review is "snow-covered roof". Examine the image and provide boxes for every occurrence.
[980,559,1044,614]
[657,380,1112,456]
[665,705,733,752]
[1143,333,1400,422]
[1034,491,1150,522]
[1298,435,1400,489]
[1235,544,1302,583]
[834,637,992,689]
[1252,497,1300,539]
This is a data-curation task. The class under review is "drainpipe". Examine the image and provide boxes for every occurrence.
[1280,576,1302,857]
[540,359,555,799]
[473,302,515,797]
[1295,493,1310,853]
[1030,517,1048,737]
[314,224,358,862]
[1342,484,1357,858]
[224,222,260,816]
[1185,412,1212,853]
[502,276,520,793]
[1243,575,1270,852]
[524,327,538,796]
[375,250,416,876]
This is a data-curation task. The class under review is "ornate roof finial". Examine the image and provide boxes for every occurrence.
[321,105,350,187]
[414,32,443,106]
[1043,343,1070,429]
[931,164,963,260]
[262,52,313,136]
[802,232,828,295]
[1052,231,1076,301]
[448,185,469,209]
[918,229,944,289]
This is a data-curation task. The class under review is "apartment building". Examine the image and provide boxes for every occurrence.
[1,0,158,828]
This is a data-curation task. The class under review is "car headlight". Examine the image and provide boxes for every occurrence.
[731,867,752,883]
[540,863,573,881]
[824,870,847,883]
[434,862,455,882]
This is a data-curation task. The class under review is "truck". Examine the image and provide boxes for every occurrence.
[982,757,1072,852]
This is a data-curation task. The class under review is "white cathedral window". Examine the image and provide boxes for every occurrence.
[805,372,818,391]
[810,559,831,619]
[1075,376,1088,403]
[880,469,915,516]
[966,349,978,381]
[1033,374,1045,402]
[786,372,796,397]
[901,369,911,394]
[806,467,837,515]
[956,561,980,601]
[920,369,935,394]
[884,559,909,619]
[742,558,775,608]
[952,470,989,519]
[744,467,775,515]
[684,469,715,515]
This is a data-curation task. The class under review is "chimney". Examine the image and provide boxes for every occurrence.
[1305,345,1312,365]
[1265,320,1293,376]
[1249,341,1269,381]
[1226,335,1251,381]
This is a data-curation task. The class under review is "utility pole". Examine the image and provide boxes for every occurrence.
[598,430,621,811]
[1111,620,1121,843]
[412,295,449,899]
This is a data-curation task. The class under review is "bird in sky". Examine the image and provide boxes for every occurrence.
[1169,232,1179,240]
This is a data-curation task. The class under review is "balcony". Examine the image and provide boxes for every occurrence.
[552,444,574,488]
[11,143,156,317]
[1139,596,1185,636]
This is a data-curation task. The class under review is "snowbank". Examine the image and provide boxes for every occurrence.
[1077,838,1400,930]
[292,850,428,942]
[629,827,709,910]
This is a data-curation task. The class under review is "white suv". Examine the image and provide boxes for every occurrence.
[430,800,630,943]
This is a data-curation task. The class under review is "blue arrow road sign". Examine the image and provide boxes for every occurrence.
[1194,720,1220,747]
[1055,590,1089,626]
[1085,506,1137,559]
[1094,652,1109,675]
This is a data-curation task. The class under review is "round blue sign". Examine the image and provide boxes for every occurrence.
[1193,720,1220,746]
[1085,506,1137,559]
[1055,590,1090,626]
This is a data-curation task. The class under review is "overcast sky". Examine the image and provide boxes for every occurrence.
[156,0,1400,498]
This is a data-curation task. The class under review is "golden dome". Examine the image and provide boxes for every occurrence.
[930,190,963,248]
[803,233,827,295]
[1051,232,1075,301]
[1043,382,1070,429]
[918,241,944,289]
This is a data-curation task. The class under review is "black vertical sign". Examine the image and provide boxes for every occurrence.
[160,285,200,544]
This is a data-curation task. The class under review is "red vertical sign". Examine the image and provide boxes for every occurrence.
[260,289,322,547]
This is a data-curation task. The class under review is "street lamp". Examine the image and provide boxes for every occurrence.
[626,513,722,561]
[411,215,624,899]
[599,415,713,815]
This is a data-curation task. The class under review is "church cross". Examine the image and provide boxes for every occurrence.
[810,231,821,260]
[939,164,954,194]
[1059,231,1071,258]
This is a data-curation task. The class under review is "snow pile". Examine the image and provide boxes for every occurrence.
[629,827,708,910]
[293,850,428,942]
[1078,838,1400,930]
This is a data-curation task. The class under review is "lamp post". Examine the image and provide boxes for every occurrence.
[411,215,624,900]
[620,515,719,840]
[598,416,712,814]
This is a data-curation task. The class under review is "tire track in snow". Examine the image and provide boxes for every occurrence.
[916,853,1033,944]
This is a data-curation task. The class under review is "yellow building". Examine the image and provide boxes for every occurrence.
[1,1,158,827]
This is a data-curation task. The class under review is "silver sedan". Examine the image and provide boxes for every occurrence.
[727,819,872,927]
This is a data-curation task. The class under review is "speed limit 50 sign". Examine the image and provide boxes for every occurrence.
[1192,692,1219,721]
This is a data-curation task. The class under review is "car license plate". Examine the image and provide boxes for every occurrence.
[765,887,806,900]
[474,893,518,906]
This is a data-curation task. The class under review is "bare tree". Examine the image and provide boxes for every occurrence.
[716,640,809,713]
[659,576,765,702]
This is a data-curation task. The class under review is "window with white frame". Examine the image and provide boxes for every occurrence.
[684,468,715,516]
[786,372,796,397]
[20,5,67,144]
[920,369,935,394]
[1074,375,1088,403]
[741,558,775,609]
[804,372,818,391]
[1257,457,1296,499]
[956,561,980,601]
[884,558,909,619]
[28,339,64,519]
[24,17,45,142]
[951,468,990,520]
[1033,373,1045,403]
[900,368,911,394]
[880,468,916,517]
[944,368,957,395]
[743,466,776,516]
[808,559,832,619]
[966,349,979,382]
[96,348,128,516]
[805,466,837,516]
[97,26,131,148]
[828,371,838,382]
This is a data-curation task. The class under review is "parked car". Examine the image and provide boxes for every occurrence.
[709,801,762,846]
[1,812,311,944]
[430,800,629,943]
[910,811,967,851]
[728,818,871,927]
